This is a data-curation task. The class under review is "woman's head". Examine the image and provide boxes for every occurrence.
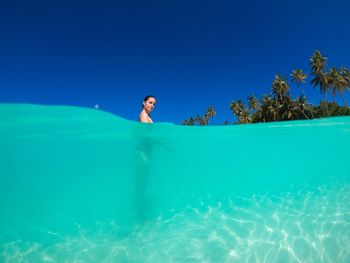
[142,95,157,114]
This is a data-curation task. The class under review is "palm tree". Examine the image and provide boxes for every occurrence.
[182,117,195,125]
[206,106,216,118]
[272,74,290,101]
[291,69,313,118]
[278,95,296,120]
[195,115,203,125]
[239,108,252,124]
[248,95,259,112]
[327,67,348,106]
[310,50,327,74]
[339,67,350,106]
[230,100,244,117]
[230,100,250,123]
[310,50,330,112]
[291,69,307,96]
[259,95,277,122]
[326,67,339,103]
[247,95,261,122]
[188,117,195,125]
[295,95,310,119]
[206,106,216,125]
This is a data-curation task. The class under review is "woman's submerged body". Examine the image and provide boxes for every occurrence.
[139,96,156,123]
[135,95,156,219]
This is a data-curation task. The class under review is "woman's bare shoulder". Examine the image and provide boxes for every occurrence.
[139,111,151,123]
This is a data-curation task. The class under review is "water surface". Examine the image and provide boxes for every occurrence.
[0,103,349,262]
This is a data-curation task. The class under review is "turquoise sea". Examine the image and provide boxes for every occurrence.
[0,103,349,262]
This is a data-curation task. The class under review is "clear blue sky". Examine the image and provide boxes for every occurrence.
[1,0,350,124]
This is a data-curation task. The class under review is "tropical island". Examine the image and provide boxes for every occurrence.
[182,50,350,125]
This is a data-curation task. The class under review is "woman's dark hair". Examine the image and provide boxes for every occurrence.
[141,95,156,109]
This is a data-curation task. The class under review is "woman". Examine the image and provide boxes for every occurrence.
[139,95,156,123]
[136,95,156,218]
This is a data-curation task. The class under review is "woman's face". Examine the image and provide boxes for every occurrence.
[143,97,156,113]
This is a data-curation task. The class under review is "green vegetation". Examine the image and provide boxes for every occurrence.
[182,51,350,125]
[182,106,216,126]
